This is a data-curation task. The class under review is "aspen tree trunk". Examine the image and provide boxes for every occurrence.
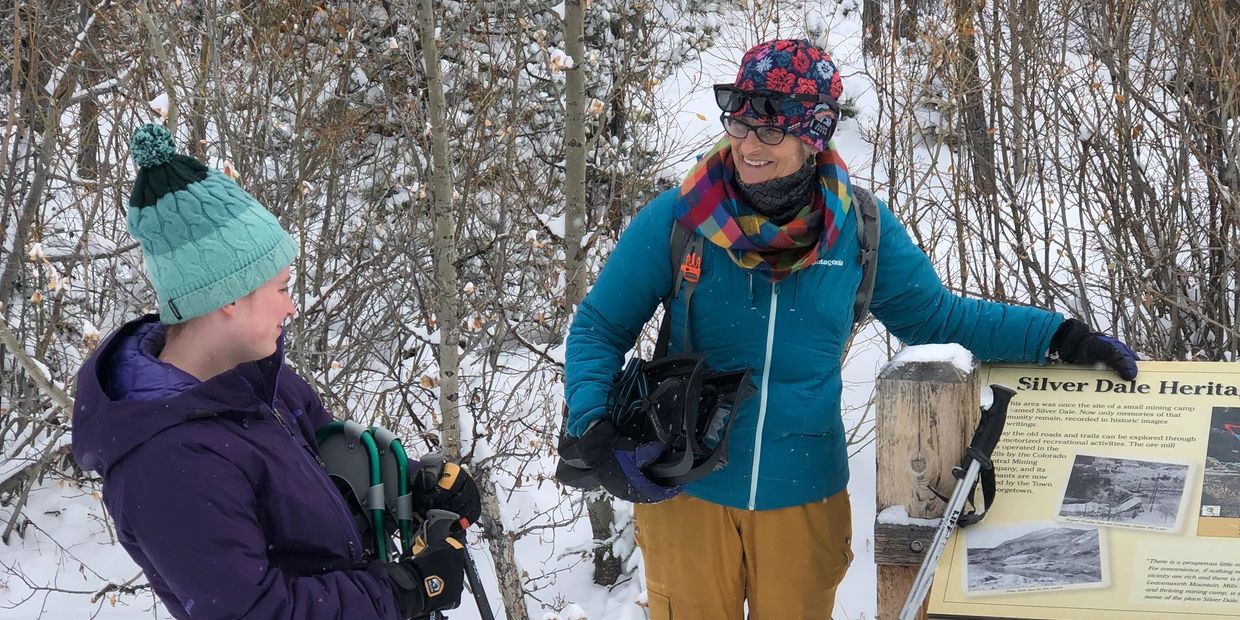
[563,0,589,309]
[413,4,527,619]
[564,0,623,588]
[188,6,213,162]
[896,0,920,41]
[414,0,462,458]
[1,4,82,312]
[1005,0,1026,177]
[476,469,530,620]
[861,0,883,57]
[76,2,101,181]
[138,0,179,132]
[952,0,997,198]
[0,5,86,542]
[950,0,1001,295]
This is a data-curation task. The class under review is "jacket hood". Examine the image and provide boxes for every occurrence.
[72,314,285,476]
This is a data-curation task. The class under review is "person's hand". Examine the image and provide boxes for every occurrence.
[575,420,683,504]
[412,457,482,527]
[1049,318,1139,380]
[383,513,467,618]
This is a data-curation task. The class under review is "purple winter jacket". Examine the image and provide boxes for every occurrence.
[72,315,403,620]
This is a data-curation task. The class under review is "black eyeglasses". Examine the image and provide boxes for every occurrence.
[720,114,812,146]
[714,84,838,118]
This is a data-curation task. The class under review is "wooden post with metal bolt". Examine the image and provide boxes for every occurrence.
[874,357,980,619]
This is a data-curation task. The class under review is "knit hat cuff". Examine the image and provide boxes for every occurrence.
[158,231,298,324]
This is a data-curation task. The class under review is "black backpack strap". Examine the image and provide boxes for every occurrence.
[655,222,702,357]
[851,187,881,326]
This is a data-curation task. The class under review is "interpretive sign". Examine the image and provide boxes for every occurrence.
[927,361,1240,619]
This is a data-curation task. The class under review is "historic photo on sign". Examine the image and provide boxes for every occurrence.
[964,522,1108,595]
[1057,455,1191,532]
[1201,407,1240,519]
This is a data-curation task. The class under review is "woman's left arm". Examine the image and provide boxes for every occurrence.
[867,201,1063,363]
[564,190,678,437]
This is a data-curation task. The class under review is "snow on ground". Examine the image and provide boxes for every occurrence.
[2,5,962,620]
[1,482,167,619]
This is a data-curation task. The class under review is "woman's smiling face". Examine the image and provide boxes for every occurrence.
[727,122,809,185]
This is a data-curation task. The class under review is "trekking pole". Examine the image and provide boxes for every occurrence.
[420,453,497,620]
[460,548,496,620]
[898,385,1015,620]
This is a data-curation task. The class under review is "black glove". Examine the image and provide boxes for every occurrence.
[575,420,683,504]
[384,519,467,618]
[412,459,482,527]
[1049,318,1139,381]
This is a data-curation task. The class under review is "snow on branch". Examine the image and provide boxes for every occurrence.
[66,65,134,106]
[0,313,73,413]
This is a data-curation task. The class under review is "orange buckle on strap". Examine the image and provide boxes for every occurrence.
[681,252,702,283]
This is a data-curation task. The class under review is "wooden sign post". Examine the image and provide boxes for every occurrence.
[874,358,980,619]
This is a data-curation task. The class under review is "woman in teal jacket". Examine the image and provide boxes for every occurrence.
[563,40,1137,619]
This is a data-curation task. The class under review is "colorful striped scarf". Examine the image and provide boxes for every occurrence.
[673,139,855,281]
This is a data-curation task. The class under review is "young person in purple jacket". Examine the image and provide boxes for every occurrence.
[72,124,479,620]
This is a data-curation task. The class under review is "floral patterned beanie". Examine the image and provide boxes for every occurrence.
[732,39,844,152]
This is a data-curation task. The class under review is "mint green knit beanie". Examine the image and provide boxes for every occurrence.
[127,124,298,324]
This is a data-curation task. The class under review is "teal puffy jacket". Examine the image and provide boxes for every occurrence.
[565,187,1063,510]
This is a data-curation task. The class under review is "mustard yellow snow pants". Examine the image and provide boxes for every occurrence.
[634,489,854,620]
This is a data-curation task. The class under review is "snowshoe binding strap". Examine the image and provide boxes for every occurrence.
[643,357,710,480]
[652,367,754,486]
[554,355,755,492]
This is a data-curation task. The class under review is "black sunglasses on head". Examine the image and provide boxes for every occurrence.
[714,84,839,118]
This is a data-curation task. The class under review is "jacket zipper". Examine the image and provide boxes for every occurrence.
[747,281,779,510]
[266,372,365,563]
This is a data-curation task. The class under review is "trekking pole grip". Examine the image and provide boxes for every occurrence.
[969,385,1014,461]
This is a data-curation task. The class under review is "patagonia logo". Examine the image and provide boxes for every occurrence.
[814,258,844,267]
[424,575,445,597]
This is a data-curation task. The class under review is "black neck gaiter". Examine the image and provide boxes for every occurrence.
[735,155,818,225]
